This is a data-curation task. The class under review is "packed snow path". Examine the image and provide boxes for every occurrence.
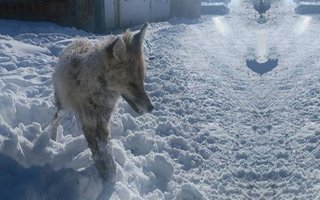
[0,0,320,199]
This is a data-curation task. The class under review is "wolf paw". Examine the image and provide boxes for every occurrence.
[93,142,117,183]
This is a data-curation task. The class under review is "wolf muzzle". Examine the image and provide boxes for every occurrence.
[122,93,153,114]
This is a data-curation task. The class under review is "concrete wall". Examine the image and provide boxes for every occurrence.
[0,0,96,31]
[150,0,170,21]
[103,0,171,30]
[117,0,171,28]
[73,0,95,32]
[119,0,150,28]
[93,0,106,32]
[0,0,72,24]
[104,0,117,29]
[171,0,201,18]
[0,0,201,32]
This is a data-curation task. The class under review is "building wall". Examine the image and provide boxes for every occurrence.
[0,0,96,31]
[117,0,171,28]
[0,0,201,32]
[171,0,201,18]
[0,0,72,25]
[73,0,95,32]
[119,0,150,28]
[150,0,170,21]
[93,0,106,32]
[104,0,117,29]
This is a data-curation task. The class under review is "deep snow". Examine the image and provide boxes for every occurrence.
[0,0,320,199]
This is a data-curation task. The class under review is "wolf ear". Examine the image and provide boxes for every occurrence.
[106,37,127,61]
[132,23,148,52]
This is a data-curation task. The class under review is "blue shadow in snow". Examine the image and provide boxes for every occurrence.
[246,59,278,75]
[0,153,81,200]
[253,0,271,15]
[295,3,320,14]
[201,4,230,15]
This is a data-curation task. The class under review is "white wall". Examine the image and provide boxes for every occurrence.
[119,0,151,28]
[104,0,116,29]
[171,0,201,18]
[150,0,170,21]
[102,0,172,30]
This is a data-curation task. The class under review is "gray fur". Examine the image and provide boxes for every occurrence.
[51,23,153,181]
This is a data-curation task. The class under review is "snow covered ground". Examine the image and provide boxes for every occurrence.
[0,0,320,199]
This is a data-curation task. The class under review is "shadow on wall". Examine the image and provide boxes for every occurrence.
[246,59,278,75]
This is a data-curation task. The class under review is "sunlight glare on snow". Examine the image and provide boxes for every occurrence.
[256,29,268,63]
[295,16,312,35]
[212,16,230,35]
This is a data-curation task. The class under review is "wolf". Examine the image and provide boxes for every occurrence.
[51,23,153,182]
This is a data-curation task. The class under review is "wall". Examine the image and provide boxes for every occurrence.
[0,0,96,32]
[150,0,170,21]
[171,0,201,18]
[0,0,71,24]
[104,0,117,29]
[0,0,201,32]
[119,0,150,28]
[73,0,95,32]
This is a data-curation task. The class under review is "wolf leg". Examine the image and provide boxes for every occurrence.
[49,90,64,141]
[42,109,64,141]
[80,109,116,182]
[51,110,64,141]
[93,140,117,183]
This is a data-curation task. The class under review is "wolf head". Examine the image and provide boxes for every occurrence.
[103,23,153,115]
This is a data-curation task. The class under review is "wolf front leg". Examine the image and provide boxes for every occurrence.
[50,110,64,141]
[50,91,64,141]
[80,111,117,183]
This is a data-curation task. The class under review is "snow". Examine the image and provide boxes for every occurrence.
[1,0,320,199]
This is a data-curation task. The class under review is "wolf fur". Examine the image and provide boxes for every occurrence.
[51,23,153,181]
